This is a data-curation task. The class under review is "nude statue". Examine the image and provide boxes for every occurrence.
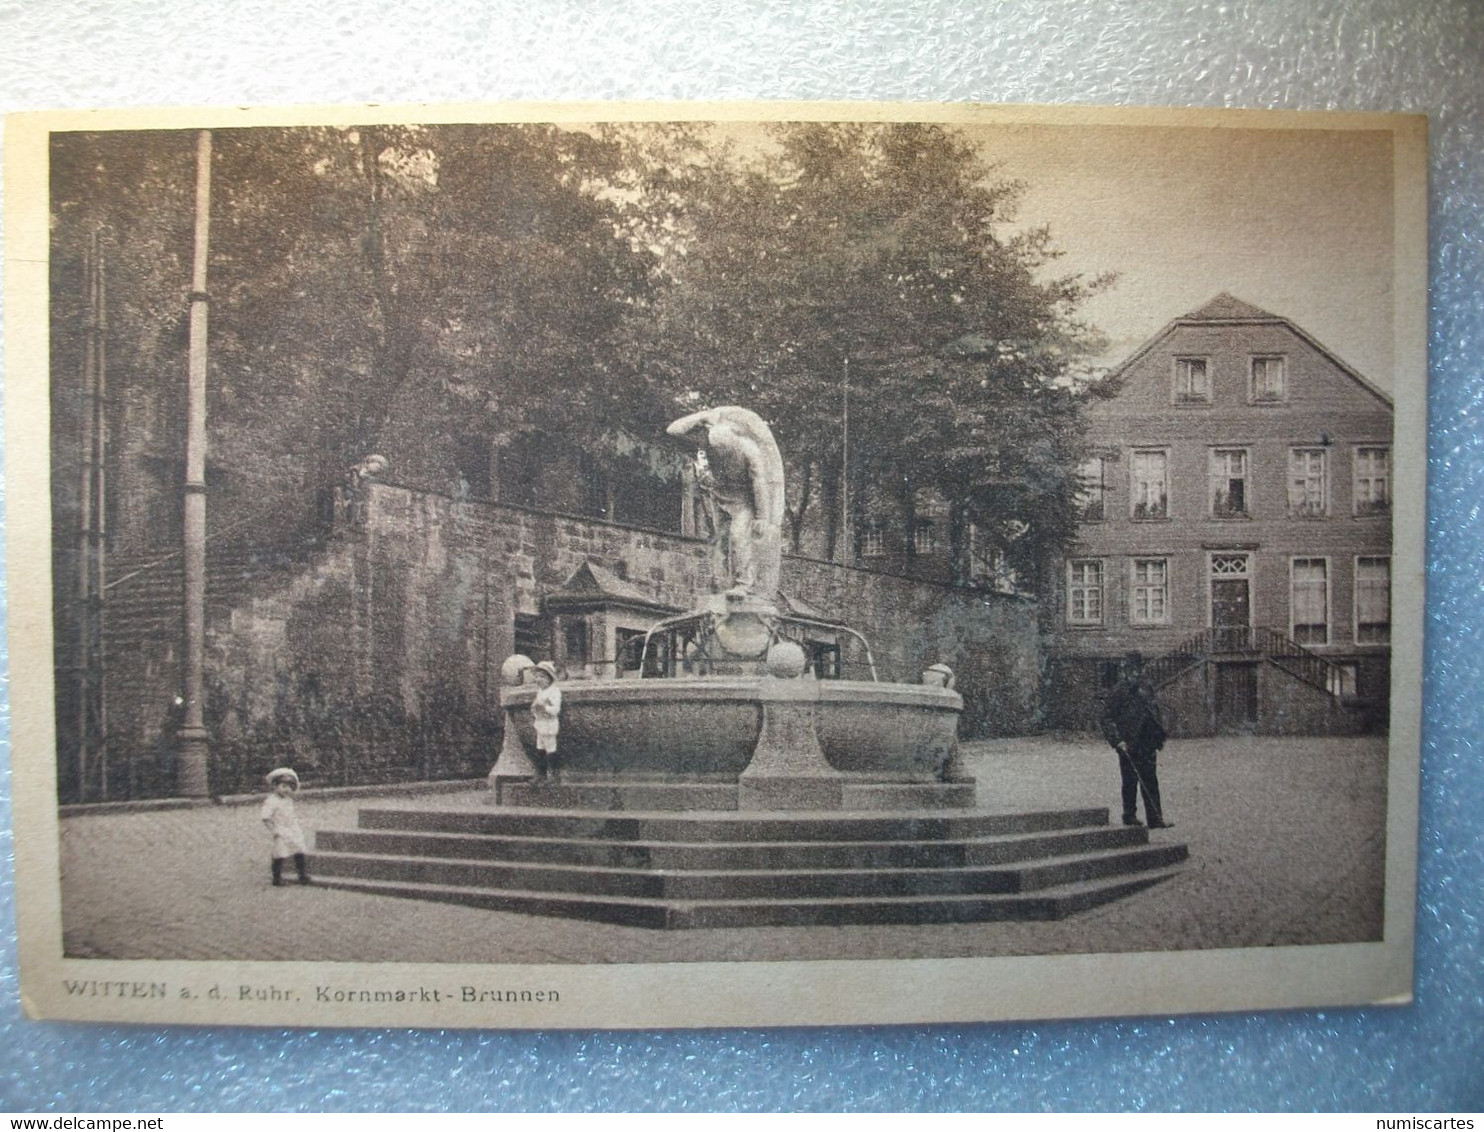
[666,406,786,602]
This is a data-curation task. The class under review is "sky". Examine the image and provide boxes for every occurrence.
[965,122,1398,389]
[698,116,1400,391]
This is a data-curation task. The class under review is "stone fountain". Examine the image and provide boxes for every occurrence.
[485,405,969,812]
[309,407,1187,929]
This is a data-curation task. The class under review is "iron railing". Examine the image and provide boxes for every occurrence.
[1256,628,1353,698]
[1142,625,1352,701]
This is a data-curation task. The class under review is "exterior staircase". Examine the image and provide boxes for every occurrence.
[309,803,1188,929]
[95,545,314,737]
[1145,626,1357,702]
[1256,628,1359,701]
[88,533,354,798]
[102,546,286,646]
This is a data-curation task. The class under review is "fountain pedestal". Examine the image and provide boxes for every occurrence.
[736,677,845,811]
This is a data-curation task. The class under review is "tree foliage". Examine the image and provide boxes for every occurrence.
[644,122,1113,577]
[51,120,1111,579]
[52,124,669,515]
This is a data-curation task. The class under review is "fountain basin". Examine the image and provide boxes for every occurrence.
[500,677,962,781]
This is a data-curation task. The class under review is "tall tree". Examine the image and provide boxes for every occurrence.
[52,126,677,514]
[646,122,1113,576]
[203,124,664,482]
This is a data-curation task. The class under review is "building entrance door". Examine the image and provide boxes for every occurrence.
[1210,553,1253,652]
[1215,662,1259,732]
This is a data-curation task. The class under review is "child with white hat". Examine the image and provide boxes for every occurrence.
[260,767,310,886]
[530,661,563,782]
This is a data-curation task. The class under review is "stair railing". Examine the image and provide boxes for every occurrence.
[1258,628,1352,698]
[1143,626,1353,702]
[1210,625,1256,654]
[1145,629,1213,689]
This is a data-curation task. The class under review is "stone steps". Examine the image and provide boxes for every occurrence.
[315,823,1149,871]
[495,781,743,812]
[306,868,1184,930]
[311,843,1188,901]
[310,803,1188,929]
[354,805,1111,842]
[842,782,978,810]
[496,778,978,812]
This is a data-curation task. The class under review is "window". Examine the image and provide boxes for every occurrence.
[1067,560,1104,626]
[1327,662,1358,697]
[1288,448,1328,517]
[616,628,647,675]
[1356,556,1391,644]
[1291,557,1330,645]
[1354,446,1391,515]
[1173,357,1210,403]
[1130,449,1169,519]
[1130,558,1170,624]
[1211,552,1250,578]
[912,520,938,555]
[973,546,1021,594]
[1209,448,1250,517]
[1076,456,1106,521]
[806,640,842,680]
[1251,356,1287,402]
[563,619,590,668]
[861,524,885,557]
[609,464,685,533]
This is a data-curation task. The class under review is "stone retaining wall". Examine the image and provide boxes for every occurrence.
[196,482,1041,792]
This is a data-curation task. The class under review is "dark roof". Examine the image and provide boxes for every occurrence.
[1108,293,1394,409]
[545,560,677,613]
[1180,292,1284,323]
[777,590,835,623]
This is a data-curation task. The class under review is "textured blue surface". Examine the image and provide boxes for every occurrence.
[2,0,1482,1113]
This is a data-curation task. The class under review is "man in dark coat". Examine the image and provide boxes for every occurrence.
[1100,651,1172,829]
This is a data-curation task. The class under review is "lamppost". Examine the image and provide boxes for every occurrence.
[175,129,213,798]
[839,354,850,564]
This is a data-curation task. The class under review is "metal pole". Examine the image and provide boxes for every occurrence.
[97,247,113,798]
[176,130,212,797]
[76,232,98,800]
[840,355,850,564]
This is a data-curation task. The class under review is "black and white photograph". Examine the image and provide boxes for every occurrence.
[5,102,1426,1028]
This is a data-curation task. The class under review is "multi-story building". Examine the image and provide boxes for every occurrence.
[1043,294,1393,736]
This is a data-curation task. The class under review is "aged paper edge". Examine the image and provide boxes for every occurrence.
[3,100,1427,1029]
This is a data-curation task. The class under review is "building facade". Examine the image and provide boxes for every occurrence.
[1043,295,1393,735]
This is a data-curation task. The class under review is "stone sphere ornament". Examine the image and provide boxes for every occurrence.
[500,654,535,686]
[766,640,809,679]
[922,663,956,690]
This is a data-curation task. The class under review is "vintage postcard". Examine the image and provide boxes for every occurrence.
[4,101,1426,1028]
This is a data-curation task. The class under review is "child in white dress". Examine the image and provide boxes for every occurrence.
[531,661,563,782]
[260,766,310,886]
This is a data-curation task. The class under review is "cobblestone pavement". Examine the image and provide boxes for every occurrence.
[58,735,1388,964]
